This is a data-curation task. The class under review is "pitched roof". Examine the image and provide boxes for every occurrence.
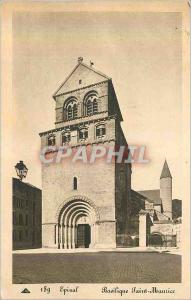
[12,177,42,191]
[53,61,111,98]
[160,160,172,179]
[138,189,162,205]
[131,189,147,201]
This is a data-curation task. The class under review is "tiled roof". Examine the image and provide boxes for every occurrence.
[137,189,162,205]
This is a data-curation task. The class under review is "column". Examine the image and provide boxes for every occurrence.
[60,224,63,249]
[75,226,78,247]
[90,224,94,248]
[72,225,76,248]
[68,225,71,249]
[64,225,67,249]
[94,223,99,247]
[139,210,147,247]
[55,224,58,248]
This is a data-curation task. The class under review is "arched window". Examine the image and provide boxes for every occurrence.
[48,134,56,146]
[67,105,73,120]
[93,99,98,114]
[73,177,77,190]
[73,104,78,119]
[79,127,88,141]
[86,100,92,116]
[64,97,78,121]
[62,131,71,144]
[96,124,106,139]
[84,91,99,116]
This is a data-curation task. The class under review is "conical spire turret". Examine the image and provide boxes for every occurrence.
[160,160,172,179]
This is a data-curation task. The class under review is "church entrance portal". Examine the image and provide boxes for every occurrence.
[77,224,91,248]
[57,198,99,249]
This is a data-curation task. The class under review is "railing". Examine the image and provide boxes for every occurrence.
[147,234,177,247]
[116,234,177,248]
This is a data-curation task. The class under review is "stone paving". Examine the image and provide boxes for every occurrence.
[13,246,181,255]
[13,251,181,284]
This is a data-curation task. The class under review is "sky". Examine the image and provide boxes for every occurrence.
[12,11,182,199]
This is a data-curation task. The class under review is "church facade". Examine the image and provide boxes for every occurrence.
[39,58,132,249]
[39,58,181,249]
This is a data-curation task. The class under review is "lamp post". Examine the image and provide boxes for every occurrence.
[15,161,28,181]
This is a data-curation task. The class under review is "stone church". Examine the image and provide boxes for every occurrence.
[39,58,181,249]
[39,57,132,249]
[130,160,182,247]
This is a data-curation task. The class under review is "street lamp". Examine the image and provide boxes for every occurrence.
[15,161,28,181]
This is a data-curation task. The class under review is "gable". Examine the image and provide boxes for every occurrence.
[54,63,110,97]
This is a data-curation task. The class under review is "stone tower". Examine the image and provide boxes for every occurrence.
[39,58,131,249]
[160,160,172,220]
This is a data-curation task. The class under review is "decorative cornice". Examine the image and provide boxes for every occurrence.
[42,139,116,152]
[96,220,116,224]
[53,80,109,99]
[55,111,108,123]
[39,114,117,136]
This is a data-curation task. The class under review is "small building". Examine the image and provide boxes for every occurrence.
[129,161,182,248]
[12,178,42,250]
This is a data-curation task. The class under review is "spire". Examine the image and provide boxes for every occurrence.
[160,160,172,179]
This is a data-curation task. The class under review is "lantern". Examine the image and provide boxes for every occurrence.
[15,161,28,181]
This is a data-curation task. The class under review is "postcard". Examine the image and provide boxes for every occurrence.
[1,0,190,299]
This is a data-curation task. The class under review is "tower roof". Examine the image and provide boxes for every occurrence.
[160,160,172,179]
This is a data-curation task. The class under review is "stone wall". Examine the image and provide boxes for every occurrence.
[12,178,42,250]
[41,65,131,249]
[115,122,131,246]
[151,221,182,247]
[42,141,117,248]
[55,81,109,128]
[40,116,116,149]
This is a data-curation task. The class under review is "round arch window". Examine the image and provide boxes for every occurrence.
[84,92,99,116]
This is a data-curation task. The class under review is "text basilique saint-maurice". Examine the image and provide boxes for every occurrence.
[102,286,175,296]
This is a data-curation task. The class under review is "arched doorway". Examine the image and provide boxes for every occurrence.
[57,198,99,249]
[148,232,164,247]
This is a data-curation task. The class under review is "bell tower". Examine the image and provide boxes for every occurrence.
[40,58,131,248]
[160,160,172,220]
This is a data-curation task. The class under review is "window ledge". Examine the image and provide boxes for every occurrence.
[96,135,106,140]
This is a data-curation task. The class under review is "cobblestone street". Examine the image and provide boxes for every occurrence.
[13,252,181,283]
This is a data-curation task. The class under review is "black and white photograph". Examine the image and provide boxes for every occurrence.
[1,1,190,299]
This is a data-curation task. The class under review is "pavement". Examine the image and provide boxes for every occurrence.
[13,250,181,283]
[13,246,182,255]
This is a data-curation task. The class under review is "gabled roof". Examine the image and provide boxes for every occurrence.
[160,160,172,179]
[138,189,162,205]
[131,189,147,201]
[53,61,111,98]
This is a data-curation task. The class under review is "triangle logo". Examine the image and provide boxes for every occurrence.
[21,288,30,294]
